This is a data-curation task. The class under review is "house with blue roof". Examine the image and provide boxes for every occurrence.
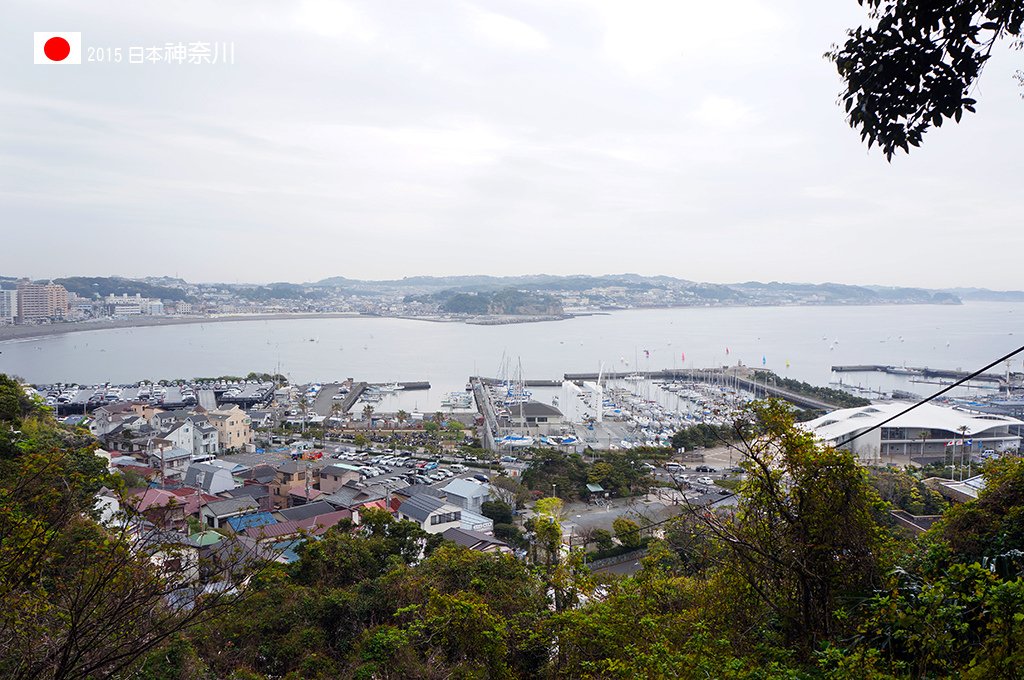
[225,511,277,533]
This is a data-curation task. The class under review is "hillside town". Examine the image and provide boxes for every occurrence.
[0,273,983,330]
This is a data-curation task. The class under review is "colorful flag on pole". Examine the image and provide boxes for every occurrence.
[681,351,686,364]
[762,355,766,366]
[725,347,730,355]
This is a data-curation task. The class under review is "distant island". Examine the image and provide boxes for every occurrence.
[3,272,1021,340]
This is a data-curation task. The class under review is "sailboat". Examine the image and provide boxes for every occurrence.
[623,347,644,381]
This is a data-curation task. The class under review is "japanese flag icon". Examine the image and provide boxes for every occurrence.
[34,33,81,64]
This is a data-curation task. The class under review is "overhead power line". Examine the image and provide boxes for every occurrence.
[836,344,1024,448]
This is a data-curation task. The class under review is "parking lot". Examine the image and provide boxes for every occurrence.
[320,445,490,491]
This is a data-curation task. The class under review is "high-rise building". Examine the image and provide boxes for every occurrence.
[0,288,17,325]
[16,279,69,323]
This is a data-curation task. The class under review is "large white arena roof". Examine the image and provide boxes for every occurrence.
[803,402,1024,443]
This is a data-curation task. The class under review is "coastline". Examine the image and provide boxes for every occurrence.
[0,300,966,343]
[0,313,368,343]
[0,311,593,342]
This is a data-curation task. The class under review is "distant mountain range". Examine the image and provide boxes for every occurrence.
[308,274,966,305]
[9,273,1024,307]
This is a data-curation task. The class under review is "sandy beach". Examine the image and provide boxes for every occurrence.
[0,313,367,343]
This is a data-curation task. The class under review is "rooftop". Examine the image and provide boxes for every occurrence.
[204,495,260,517]
[398,494,448,522]
[441,478,490,499]
[803,402,1024,442]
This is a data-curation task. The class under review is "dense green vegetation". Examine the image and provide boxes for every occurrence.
[405,287,564,315]
[230,283,315,302]
[870,467,948,516]
[519,449,652,500]
[752,370,872,408]
[670,422,739,451]
[5,377,1024,678]
[54,276,192,302]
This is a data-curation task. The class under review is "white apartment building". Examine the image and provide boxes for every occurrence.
[0,289,17,325]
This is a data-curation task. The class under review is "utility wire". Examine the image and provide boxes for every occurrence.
[835,343,1024,448]
[579,346,1024,543]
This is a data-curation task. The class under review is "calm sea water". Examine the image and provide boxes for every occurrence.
[2,303,1021,411]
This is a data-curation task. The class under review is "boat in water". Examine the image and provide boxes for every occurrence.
[441,392,473,408]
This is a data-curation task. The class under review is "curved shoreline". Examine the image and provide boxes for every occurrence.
[0,312,582,343]
[0,313,369,343]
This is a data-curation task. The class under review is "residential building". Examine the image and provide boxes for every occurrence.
[274,500,335,521]
[0,288,17,325]
[200,496,260,529]
[440,478,490,514]
[321,483,384,511]
[459,509,494,533]
[243,508,352,542]
[183,462,237,494]
[128,488,188,531]
[191,417,220,456]
[103,293,164,316]
[396,495,463,534]
[16,279,68,322]
[442,527,511,553]
[271,460,317,509]
[161,420,195,455]
[146,447,192,481]
[207,405,253,451]
[318,463,362,493]
[222,484,273,512]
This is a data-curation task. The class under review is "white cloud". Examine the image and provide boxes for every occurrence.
[291,0,377,41]
[0,0,1022,287]
[587,0,787,75]
[469,8,548,51]
[691,95,755,127]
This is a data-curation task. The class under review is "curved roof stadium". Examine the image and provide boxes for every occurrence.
[802,402,1024,463]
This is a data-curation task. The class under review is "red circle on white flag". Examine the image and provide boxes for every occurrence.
[44,37,71,61]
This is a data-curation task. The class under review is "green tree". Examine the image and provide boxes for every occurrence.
[829,0,1024,159]
[0,375,264,680]
[612,516,643,550]
[591,528,614,553]
[691,399,891,649]
[481,500,514,526]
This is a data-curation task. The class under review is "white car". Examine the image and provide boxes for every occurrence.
[696,476,714,486]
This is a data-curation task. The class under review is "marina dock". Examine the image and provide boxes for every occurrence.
[564,368,840,410]
[831,364,1018,386]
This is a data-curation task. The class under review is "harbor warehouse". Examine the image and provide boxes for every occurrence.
[802,402,1023,463]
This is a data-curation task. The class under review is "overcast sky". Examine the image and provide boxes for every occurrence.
[2,1,1021,288]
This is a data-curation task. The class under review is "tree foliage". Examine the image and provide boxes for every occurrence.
[8,365,1024,678]
[829,0,1024,159]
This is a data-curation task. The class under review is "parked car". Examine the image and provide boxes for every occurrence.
[695,465,716,473]
[696,476,714,486]
[472,474,489,483]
